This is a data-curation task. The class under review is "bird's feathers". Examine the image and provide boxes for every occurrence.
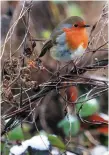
[51,16,83,41]
[39,39,53,57]
[39,16,84,58]
[50,43,85,61]
[56,32,66,45]
[39,32,66,58]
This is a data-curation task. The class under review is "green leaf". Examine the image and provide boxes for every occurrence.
[47,134,66,150]
[1,143,10,155]
[58,115,80,136]
[76,98,99,117]
[8,125,24,140]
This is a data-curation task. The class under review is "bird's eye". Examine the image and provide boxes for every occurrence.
[74,24,78,27]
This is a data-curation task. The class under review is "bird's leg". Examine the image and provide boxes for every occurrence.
[72,61,79,75]
[56,61,61,77]
[55,61,61,94]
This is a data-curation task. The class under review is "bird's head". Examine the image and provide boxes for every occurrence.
[62,16,90,32]
[51,16,90,40]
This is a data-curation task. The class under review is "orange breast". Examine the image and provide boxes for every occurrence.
[63,27,88,50]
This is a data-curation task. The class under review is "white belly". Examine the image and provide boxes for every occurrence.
[50,44,86,62]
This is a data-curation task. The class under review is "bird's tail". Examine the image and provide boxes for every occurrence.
[39,39,53,57]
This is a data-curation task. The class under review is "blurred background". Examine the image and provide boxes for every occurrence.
[1,1,108,155]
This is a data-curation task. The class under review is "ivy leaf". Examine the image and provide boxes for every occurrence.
[8,125,24,140]
[58,115,80,136]
[76,98,99,117]
[47,134,66,150]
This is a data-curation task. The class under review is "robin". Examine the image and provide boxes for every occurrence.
[39,16,90,62]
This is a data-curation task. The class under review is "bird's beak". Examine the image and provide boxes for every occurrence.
[83,25,90,27]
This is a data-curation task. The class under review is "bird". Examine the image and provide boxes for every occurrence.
[39,16,90,62]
